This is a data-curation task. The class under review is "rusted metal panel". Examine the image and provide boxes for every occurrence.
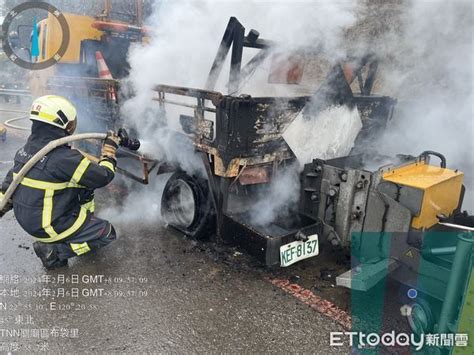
[238,167,270,185]
[268,52,305,84]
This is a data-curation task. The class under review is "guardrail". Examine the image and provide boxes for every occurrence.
[0,89,32,97]
[0,88,32,104]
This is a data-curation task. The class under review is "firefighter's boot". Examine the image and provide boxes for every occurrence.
[33,242,68,270]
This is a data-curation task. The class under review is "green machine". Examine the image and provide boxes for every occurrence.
[300,153,473,353]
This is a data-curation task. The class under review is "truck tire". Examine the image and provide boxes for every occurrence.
[160,172,215,240]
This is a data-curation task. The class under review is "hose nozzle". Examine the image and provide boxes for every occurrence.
[118,128,141,151]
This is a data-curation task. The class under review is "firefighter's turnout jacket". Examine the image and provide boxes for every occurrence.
[1,123,116,243]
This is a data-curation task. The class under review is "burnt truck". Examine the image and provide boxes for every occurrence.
[47,17,473,345]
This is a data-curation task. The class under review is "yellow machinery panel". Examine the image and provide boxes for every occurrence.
[383,161,464,229]
[38,13,103,64]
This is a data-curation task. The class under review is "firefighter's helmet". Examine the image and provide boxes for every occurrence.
[30,96,77,134]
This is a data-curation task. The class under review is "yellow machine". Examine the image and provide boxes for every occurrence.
[383,160,464,229]
[24,1,151,136]
[29,0,149,98]
[36,13,103,64]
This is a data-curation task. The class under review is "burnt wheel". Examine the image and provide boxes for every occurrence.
[160,172,215,240]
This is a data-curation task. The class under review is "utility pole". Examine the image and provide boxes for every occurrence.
[136,0,143,27]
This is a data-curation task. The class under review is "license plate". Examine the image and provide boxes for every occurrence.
[280,235,319,267]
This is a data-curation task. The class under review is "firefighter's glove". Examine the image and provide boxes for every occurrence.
[101,131,120,163]
[0,193,13,218]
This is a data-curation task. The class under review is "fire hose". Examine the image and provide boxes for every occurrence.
[4,116,30,131]
[0,127,140,216]
[0,133,107,215]
[0,109,30,131]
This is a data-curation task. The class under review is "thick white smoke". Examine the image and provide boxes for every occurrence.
[369,0,473,211]
[100,178,165,225]
[124,0,356,111]
[121,0,358,150]
[113,0,357,227]
[109,0,472,229]
[249,165,301,226]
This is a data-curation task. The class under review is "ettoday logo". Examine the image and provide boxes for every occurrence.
[1,1,70,70]
[330,331,469,351]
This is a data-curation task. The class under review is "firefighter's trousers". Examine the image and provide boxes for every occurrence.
[47,216,117,260]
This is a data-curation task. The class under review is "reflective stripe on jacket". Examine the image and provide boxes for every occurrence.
[1,123,115,243]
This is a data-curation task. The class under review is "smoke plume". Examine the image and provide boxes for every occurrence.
[366,0,473,211]
[112,0,358,227]
[108,0,472,229]
[249,165,301,226]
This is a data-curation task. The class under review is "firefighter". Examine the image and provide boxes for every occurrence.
[0,95,120,270]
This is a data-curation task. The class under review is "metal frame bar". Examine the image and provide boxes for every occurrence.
[229,21,245,94]
[362,60,379,96]
[154,84,223,106]
[152,97,216,113]
[82,149,159,185]
[204,17,272,94]
[206,18,235,90]
[240,49,271,84]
